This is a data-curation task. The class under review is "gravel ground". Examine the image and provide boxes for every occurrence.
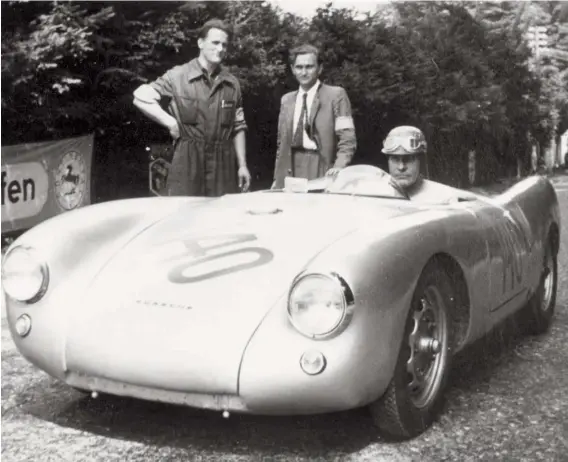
[2,175,568,461]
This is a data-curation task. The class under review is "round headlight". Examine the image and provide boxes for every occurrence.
[1,246,49,303]
[288,273,351,338]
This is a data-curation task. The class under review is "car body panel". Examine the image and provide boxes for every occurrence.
[3,170,560,416]
[63,194,401,394]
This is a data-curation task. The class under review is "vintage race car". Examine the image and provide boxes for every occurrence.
[1,165,560,440]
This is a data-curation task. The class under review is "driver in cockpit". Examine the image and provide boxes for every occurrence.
[382,126,466,203]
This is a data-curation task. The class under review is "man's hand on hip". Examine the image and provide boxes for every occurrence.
[167,119,180,141]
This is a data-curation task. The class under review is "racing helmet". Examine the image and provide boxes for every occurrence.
[381,125,430,178]
[381,126,427,155]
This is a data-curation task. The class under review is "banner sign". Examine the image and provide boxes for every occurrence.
[1,134,94,233]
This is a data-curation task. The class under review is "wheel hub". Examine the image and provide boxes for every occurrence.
[418,337,441,354]
[406,289,447,408]
[541,261,554,312]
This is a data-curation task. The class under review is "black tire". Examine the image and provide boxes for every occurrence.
[521,237,557,335]
[370,261,455,440]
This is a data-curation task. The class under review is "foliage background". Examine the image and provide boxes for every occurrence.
[2,1,567,201]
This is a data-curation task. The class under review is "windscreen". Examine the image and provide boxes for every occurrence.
[289,165,409,199]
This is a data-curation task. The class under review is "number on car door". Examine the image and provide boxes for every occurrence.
[492,207,531,306]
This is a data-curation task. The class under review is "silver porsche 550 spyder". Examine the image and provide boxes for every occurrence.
[1,165,560,440]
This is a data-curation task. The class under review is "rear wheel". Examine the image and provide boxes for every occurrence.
[521,238,557,335]
[370,262,454,440]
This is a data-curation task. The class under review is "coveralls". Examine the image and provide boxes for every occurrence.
[150,59,247,197]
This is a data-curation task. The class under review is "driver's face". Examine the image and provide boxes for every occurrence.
[387,154,420,189]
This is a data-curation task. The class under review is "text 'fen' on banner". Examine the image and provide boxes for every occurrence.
[1,134,94,233]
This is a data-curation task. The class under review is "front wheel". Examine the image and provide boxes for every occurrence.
[521,238,557,335]
[369,262,455,440]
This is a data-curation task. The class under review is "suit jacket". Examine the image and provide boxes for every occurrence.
[273,83,357,188]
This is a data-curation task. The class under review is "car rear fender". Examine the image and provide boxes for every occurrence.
[487,176,560,306]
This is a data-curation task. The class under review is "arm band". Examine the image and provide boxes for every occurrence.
[335,116,355,131]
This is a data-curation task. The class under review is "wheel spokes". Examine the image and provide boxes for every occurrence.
[407,296,437,388]
[406,286,447,407]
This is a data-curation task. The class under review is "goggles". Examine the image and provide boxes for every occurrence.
[382,135,427,154]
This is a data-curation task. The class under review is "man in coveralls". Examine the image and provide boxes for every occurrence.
[133,19,251,196]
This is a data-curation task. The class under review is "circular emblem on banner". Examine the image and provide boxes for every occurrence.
[55,151,87,210]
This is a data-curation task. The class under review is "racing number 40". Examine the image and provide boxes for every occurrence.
[167,233,274,284]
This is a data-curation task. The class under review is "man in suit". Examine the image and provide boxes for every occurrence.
[272,44,356,189]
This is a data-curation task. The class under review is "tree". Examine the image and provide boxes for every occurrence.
[469,1,568,159]
[1,2,116,141]
[1,0,561,195]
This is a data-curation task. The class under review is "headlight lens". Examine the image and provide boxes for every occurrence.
[288,273,350,338]
[2,246,49,303]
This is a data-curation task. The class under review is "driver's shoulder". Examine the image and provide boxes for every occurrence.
[422,179,462,193]
[411,179,473,203]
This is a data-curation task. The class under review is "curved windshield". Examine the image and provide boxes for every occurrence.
[267,165,480,204]
[292,165,410,199]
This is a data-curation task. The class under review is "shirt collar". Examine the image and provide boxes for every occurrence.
[186,58,231,83]
[298,80,321,98]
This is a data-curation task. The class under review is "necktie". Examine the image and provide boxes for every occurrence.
[292,93,308,148]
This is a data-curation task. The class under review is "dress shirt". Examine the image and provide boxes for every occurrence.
[292,80,320,150]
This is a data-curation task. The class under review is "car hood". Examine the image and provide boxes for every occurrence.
[106,192,415,292]
[64,192,412,393]
[89,192,414,298]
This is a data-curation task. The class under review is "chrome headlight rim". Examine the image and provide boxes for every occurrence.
[2,245,50,304]
[287,271,355,340]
